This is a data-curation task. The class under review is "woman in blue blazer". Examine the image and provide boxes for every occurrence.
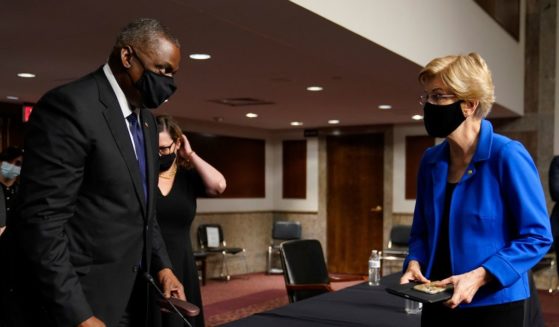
[400,53,552,326]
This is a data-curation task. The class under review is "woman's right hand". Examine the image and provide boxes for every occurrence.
[400,260,429,284]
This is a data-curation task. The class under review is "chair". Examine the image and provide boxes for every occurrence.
[381,225,412,275]
[267,221,302,274]
[197,224,248,281]
[279,239,365,303]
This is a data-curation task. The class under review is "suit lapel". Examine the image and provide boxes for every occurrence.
[141,109,156,221]
[93,69,147,216]
[0,186,6,225]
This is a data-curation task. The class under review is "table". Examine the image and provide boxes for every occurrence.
[223,273,420,327]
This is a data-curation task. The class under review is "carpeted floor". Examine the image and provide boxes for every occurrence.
[204,290,288,326]
[201,273,288,326]
[539,290,559,327]
[200,272,362,326]
[201,273,559,327]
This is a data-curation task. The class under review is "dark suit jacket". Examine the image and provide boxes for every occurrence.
[550,156,559,238]
[12,67,172,327]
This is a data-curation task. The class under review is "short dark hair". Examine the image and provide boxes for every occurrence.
[114,18,180,51]
[0,146,23,162]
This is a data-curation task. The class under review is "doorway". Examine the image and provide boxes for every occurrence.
[326,133,384,274]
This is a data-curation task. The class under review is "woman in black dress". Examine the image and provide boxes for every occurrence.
[155,115,226,327]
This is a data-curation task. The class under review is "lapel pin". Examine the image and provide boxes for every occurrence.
[144,122,149,128]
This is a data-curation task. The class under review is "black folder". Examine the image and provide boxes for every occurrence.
[386,281,453,303]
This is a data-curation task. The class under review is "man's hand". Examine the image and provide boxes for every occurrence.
[77,316,105,327]
[400,260,429,284]
[158,268,186,300]
[0,226,6,236]
[433,267,492,309]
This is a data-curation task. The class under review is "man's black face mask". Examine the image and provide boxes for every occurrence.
[131,48,177,109]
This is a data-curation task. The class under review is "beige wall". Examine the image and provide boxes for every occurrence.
[192,211,319,278]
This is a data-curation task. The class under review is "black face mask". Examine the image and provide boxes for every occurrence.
[423,101,465,138]
[159,153,176,172]
[131,49,177,109]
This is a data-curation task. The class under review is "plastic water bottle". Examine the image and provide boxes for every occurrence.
[368,250,381,286]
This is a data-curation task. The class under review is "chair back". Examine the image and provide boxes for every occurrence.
[197,224,224,249]
[388,225,412,248]
[272,221,302,240]
[280,239,330,302]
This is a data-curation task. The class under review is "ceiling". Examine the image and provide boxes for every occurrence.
[0,0,515,131]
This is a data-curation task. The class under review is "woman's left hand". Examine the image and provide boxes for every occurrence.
[433,267,492,309]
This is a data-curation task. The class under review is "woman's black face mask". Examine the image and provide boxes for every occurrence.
[422,101,465,138]
[159,153,176,172]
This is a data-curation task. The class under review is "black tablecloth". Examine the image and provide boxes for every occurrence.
[223,273,420,327]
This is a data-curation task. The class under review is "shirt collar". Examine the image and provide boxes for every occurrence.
[102,63,136,119]
[471,119,492,163]
[427,119,493,164]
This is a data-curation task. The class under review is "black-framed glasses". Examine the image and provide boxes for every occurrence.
[419,93,457,106]
[158,142,175,155]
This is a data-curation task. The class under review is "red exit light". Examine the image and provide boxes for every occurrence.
[23,104,33,122]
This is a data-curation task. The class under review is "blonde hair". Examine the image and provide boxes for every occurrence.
[418,53,495,118]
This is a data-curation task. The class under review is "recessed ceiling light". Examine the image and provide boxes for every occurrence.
[246,113,258,118]
[328,119,340,124]
[290,121,303,126]
[189,53,211,60]
[306,86,323,92]
[378,104,392,110]
[17,73,36,78]
[412,114,423,120]
[6,96,19,100]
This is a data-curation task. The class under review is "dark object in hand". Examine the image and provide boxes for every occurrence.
[158,297,200,317]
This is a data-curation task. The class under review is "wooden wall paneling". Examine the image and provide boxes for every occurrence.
[0,102,26,152]
[282,140,307,199]
[187,132,266,198]
[405,135,435,200]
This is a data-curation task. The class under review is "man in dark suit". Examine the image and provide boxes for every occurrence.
[550,156,559,277]
[3,18,184,327]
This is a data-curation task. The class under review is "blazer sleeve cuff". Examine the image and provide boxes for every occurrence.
[482,255,520,288]
[150,253,173,273]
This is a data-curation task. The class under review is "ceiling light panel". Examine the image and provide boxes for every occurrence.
[189,53,211,60]
[306,86,323,92]
[17,73,35,78]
